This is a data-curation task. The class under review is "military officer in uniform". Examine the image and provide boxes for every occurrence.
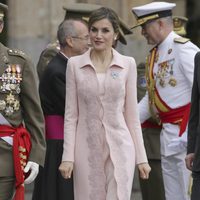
[138,15,189,200]
[0,3,46,200]
[132,2,199,200]
[36,3,132,81]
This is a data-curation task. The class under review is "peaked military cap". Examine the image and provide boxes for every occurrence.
[0,3,8,21]
[132,2,176,28]
[63,3,132,45]
[173,16,188,36]
[63,3,101,22]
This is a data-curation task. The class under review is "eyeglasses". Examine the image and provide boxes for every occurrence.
[71,36,90,41]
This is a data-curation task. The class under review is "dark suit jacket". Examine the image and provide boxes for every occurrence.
[39,52,68,116]
[188,51,200,172]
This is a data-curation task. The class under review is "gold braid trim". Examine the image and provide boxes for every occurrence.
[145,48,161,124]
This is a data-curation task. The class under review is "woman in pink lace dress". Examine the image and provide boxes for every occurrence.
[59,7,151,200]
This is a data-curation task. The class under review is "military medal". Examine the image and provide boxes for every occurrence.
[0,100,6,111]
[0,69,8,92]
[168,78,177,87]
[4,106,14,116]
[16,64,22,83]
[157,61,168,87]
[13,100,20,111]
[5,83,11,91]
[9,84,16,90]
[168,59,177,87]
[15,85,21,94]
[16,65,21,93]
[1,65,22,92]
[4,93,20,116]
[156,58,176,88]
[6,65,11,73]
[0,63,22,115]
[159,79,166,87]
[6,93,15,104]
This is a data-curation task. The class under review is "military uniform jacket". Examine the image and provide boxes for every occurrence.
[37,42,60,81]
[0,42,46,176]
[139,31,199,156]
[39,52,68,116]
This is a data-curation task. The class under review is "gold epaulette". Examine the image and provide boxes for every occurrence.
[174,37,190,44]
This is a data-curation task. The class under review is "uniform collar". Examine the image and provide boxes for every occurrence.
[158,31,179,50]
[80,48,125,69]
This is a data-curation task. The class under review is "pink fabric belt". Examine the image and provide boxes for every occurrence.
[45,115,64,139]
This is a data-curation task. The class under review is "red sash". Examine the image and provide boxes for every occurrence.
[153,87,191,136]
[142,120,162,129]
[0,125,31,200]
[158,103,191,136]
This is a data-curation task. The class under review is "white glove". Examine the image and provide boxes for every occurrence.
[24,161,39,184]
[168,131,187,151]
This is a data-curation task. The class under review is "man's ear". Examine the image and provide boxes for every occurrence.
[66,37,73,48]
[158,19,164,29]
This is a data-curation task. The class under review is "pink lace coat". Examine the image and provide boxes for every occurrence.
[62,48,147,200]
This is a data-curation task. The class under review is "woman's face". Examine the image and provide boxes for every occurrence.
[89,18,117,51]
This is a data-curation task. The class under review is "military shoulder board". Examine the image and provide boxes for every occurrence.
[7,49,28,60]
[174,37,190,44]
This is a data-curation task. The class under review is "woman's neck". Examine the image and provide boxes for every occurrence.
[90,49,113,73]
